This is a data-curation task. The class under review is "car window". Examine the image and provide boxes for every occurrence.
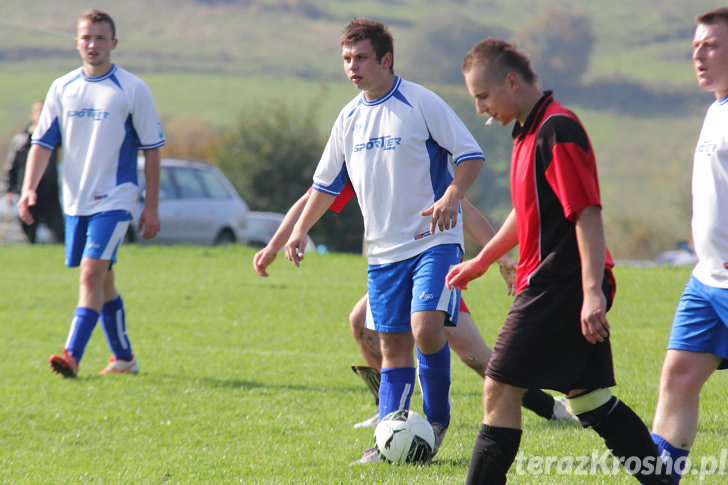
[159,166,178,200]
[197,169,231,199]
[173,167,207,199]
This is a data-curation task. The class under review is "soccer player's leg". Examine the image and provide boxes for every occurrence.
[652,276,728,482]
[49,214,99,377]
[354,258,417,464]
[568,388,677,484]
[466,377,525,485]
[349,293,382,371]
[443,306,489,377]
[410,243,464,456]
[79,210,137,375]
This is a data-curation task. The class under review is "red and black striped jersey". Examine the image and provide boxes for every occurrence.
[510,91,614,293]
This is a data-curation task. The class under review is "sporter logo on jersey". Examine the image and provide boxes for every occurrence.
[354,135,401,152]
[67,108,109,120]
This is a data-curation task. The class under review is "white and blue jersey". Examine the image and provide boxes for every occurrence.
[32,64,165,217]
[312,76,484,265]
[691,95,728,288]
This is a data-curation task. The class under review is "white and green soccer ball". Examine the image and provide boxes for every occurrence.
[374,409,435,464]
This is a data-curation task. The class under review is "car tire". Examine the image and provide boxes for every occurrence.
[124,226,137,244]
[214,228,236,246]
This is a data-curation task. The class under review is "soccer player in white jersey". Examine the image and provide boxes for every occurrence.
[18,9,165,378]
[651,8,728,482]
[284,18,484,463]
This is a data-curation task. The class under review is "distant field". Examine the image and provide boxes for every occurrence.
[1,244,725,483]
[0,0,718,258]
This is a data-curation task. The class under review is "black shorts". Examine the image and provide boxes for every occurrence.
[485,270,616,394]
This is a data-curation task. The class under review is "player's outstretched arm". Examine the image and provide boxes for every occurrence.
[447,209,518,290]
[253,192,310,277]
[461,198,517,295]
[285,189,335,267]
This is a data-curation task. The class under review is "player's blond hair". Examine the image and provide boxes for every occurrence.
[696,7,728,27]
[462,38,537,85]
[78,9,116,40]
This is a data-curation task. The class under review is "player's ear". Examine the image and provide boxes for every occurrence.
[505,72,519,91]
[380,52,393,71]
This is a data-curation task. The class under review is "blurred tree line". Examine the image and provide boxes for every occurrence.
[161,6,672,258]
[161,99,364,253]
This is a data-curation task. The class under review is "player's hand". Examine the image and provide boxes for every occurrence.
[446,258,488,290]
[138,206,161,240]
[421,190,463,235]
[253,247,277,277]
[580,290,609,344]
[496,255,517,296]
[285,231,308,267]
[17,190,37,225]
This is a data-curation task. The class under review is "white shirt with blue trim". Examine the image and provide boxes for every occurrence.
[692,95,728,288]
[313,76,484,264]
[33,64,165,216]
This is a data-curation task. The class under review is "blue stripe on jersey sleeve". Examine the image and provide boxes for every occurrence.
[116,115,140,186]
[454,152,485,164]
[32,117,62,150]
[426,136,453,201]
[313,163,349,196]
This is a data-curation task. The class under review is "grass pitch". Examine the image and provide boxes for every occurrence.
[0,244,725,483]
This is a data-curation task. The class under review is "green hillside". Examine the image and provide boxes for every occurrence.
[0,0,718,257]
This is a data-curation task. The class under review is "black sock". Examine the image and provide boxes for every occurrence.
[465,424,522,485]
[521,389,555,420]
[590,398,677,485]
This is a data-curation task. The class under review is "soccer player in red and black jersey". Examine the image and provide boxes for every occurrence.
[447,38,676,484]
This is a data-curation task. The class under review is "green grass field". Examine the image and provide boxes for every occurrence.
[1,244,726,483]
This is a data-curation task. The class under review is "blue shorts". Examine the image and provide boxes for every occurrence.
[365,243,462,333]
[669,275,728,369]
[65,211,132,268]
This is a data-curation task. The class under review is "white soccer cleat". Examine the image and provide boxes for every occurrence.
[352,446,381,465]
[353,411,379,429]
[430,422,448,458]
[551,396,579,422]
[99,354,139,375]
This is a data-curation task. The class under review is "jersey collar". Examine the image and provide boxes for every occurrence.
[512,90,554,141]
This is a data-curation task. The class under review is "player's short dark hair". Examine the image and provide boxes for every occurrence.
[78,9,116,40]
[462,38,537,85]
[696,8,728,28]
[341,18,394,73]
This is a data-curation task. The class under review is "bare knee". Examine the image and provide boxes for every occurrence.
[79,260,108,292]
[483,378,524,411]
[411,310,446,354]
[349,295,367,336]
[660,351,718,396]
[482,378,525,427]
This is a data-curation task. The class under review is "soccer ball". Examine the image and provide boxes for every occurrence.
[374,409,435,464]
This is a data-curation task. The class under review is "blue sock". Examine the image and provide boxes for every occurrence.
[417,342,451,428]
[65,307,99,363]
[379,367,416,420]
[651,432,689,482]
[100,296,133,361]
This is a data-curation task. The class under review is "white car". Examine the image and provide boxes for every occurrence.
[127,158,249,245]
[244,211,315,251]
